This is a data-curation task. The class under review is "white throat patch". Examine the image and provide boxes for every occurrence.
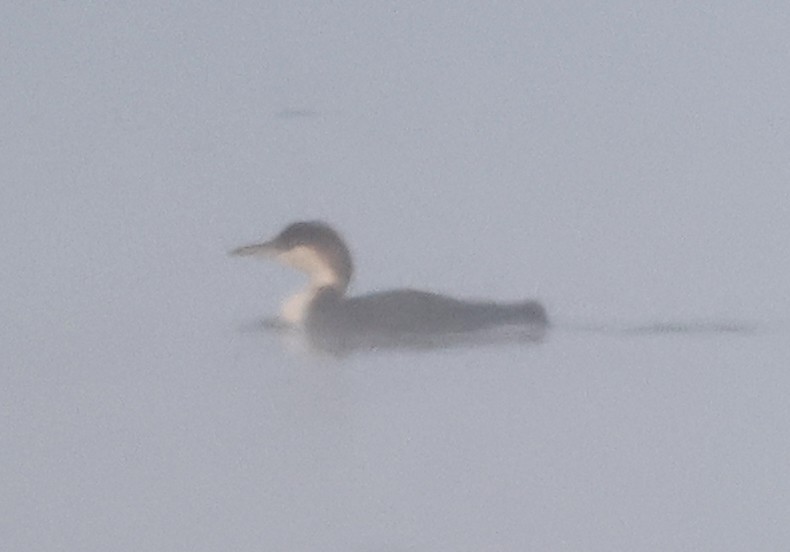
[280,289,316,326]
[275,245,342,327]
[276,245,340,289]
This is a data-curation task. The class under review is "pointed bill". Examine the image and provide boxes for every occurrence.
[228,241,279,257]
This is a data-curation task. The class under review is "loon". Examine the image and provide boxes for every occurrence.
[230,221,548,352]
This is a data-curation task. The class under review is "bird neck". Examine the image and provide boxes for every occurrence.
[281,281,346,327]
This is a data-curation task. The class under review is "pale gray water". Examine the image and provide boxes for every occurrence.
[3,3,790,551]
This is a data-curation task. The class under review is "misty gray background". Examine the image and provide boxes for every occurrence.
[2,2,789,551]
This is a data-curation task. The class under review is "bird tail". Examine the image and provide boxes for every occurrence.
[503,300,549,325]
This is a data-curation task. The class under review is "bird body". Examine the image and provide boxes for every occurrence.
[231,221,547,353]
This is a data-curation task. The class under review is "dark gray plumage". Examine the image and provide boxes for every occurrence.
[231,220,548,353]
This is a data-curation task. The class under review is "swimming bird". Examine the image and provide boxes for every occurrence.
[230,221,548,352]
